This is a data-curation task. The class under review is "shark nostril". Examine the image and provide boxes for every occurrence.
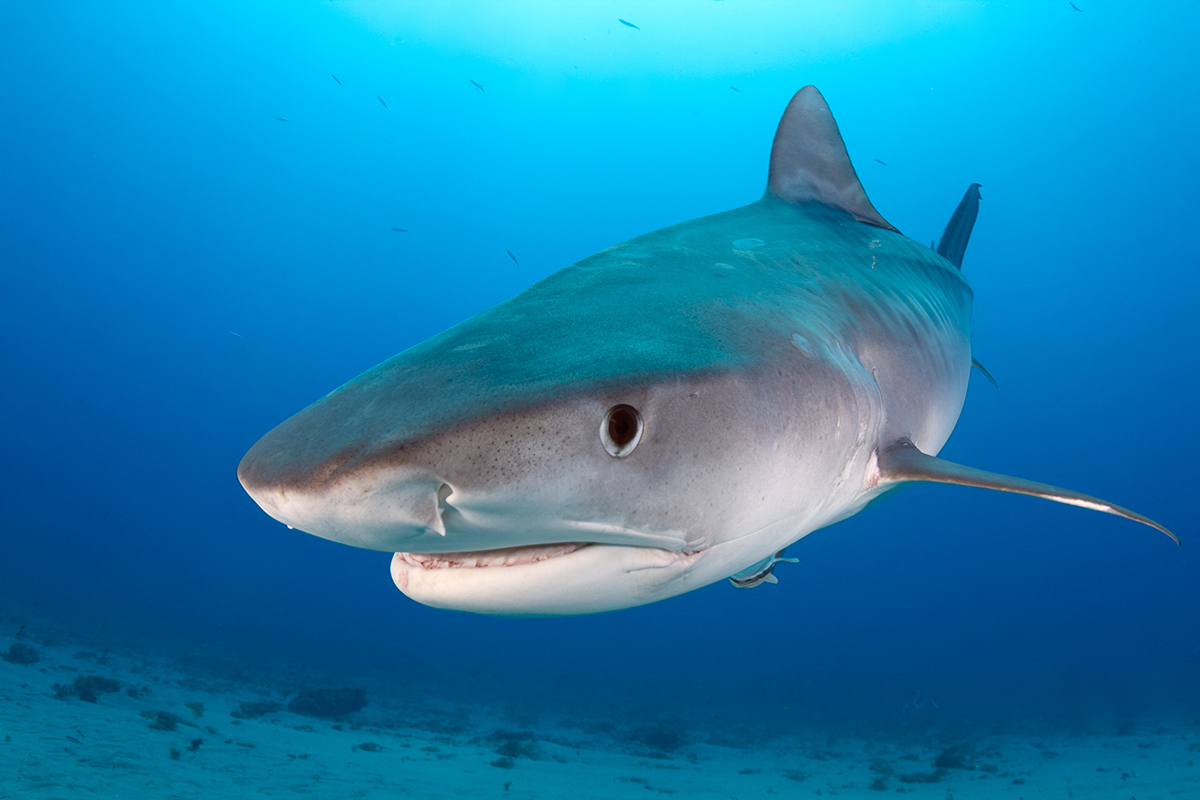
[422,482,455,538]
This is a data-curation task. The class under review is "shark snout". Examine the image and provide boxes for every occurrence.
[237,434,457,551]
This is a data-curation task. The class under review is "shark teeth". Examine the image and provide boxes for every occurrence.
[399,543,588,570]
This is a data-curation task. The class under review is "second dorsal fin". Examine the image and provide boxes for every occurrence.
[766,86,897,233]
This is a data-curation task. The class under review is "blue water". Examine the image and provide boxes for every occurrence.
[2,0,1197,767]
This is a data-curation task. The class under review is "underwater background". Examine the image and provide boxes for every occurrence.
[2,2,1198,794]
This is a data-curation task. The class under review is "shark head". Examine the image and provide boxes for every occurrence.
[238,217,879,614]
[239,86,1175,616]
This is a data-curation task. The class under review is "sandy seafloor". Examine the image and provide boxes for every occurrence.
[2,621,1197,800]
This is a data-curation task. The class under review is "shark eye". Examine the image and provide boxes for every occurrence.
[601,404,643,458]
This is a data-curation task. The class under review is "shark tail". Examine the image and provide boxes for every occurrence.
[876,439,1178,544]
[937,184,982,269]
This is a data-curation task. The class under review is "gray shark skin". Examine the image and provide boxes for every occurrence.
[238,86,1176,616]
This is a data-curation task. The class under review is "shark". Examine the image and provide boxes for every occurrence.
[238,86,1177,616]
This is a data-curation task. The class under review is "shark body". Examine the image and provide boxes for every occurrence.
[238,87,1175,615]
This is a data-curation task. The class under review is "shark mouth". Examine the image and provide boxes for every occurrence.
[397,542,590,570]
[391,540,701,615]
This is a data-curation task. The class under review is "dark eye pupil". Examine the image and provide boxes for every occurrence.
[608,408,637,445]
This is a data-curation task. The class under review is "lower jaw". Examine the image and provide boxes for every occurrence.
[389,543,699,616]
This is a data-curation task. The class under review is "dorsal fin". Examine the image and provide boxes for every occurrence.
[936,183,982,269]
[766,86,897,233]
[876,439,1179,543]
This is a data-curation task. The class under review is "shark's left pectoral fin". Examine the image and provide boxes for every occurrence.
[970,357,998,388]
[876,439,1179,544]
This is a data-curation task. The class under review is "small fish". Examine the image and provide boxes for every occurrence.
[230,332,243,339]
[905,690,939,711]
[469,80,484,92]
[730,86,741,92]
[15,622,27,638]
[1069,2,1082,10]
[275,117,288,122]
[331,74,342,86]
[66,736,82,745]
[618,19,640,30]
[391,227,408,233]
[377,95,388,109]
[506,249,519,266]
[875,158,889,166]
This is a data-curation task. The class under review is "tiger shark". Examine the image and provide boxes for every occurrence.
[238,86,1176,615]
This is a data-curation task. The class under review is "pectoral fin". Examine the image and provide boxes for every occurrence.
[970,357,998,388]
[876,439,1178,543]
